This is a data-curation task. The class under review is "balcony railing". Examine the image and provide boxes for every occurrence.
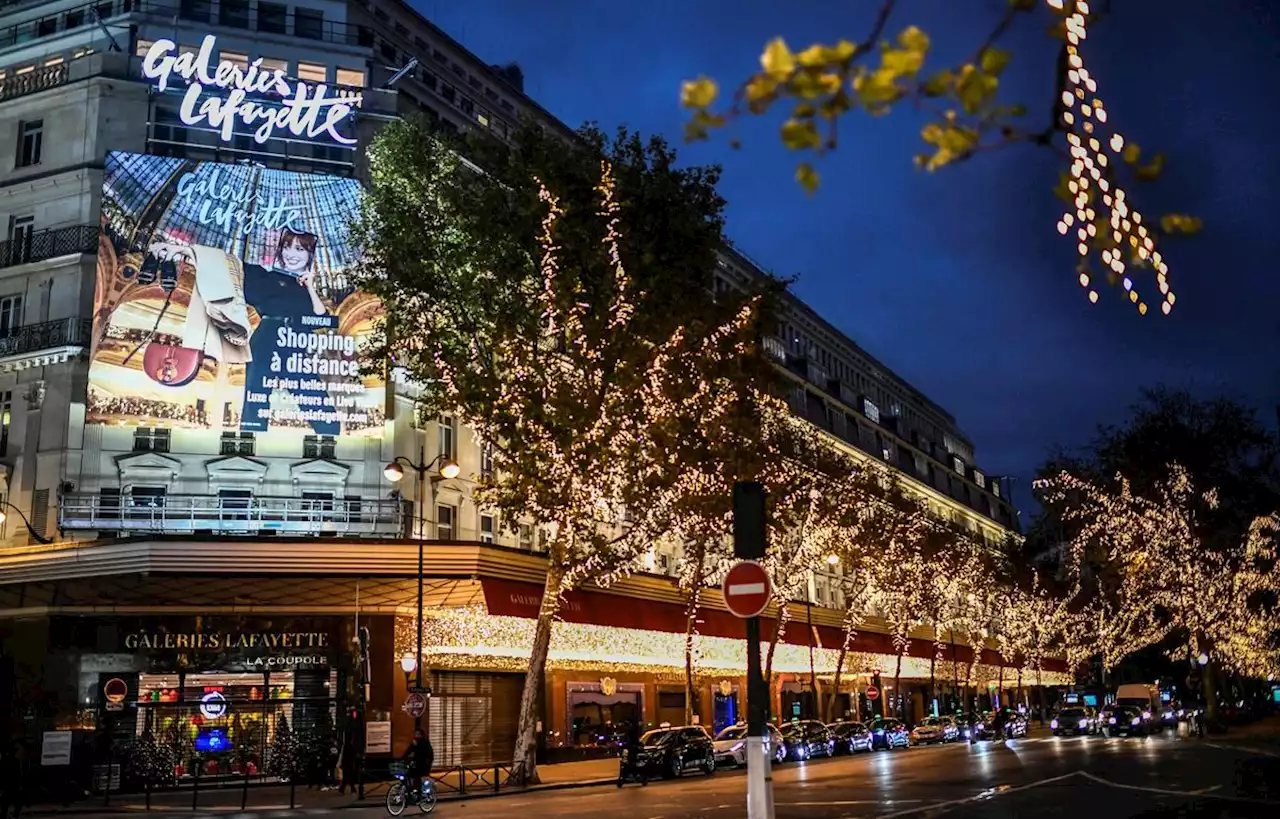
[0,60,68,100]
[0,317,93,358]
[59,494,407,536]
[0,225,98,269]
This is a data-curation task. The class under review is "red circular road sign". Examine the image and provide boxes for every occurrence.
[865,685,880,701]
[722,560,772,619]
[402,692,427,718]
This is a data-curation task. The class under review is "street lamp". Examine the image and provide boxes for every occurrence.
[382,452,460,727]
[0,501,52,544]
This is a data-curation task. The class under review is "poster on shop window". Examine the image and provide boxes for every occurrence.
[88,151,384,437]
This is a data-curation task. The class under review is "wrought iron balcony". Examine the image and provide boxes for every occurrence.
[59,493,408,537]
[0,317,92,359]
[0,225,98,269]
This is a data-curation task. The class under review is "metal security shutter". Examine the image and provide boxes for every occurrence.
[31,488,49,540]
[427,672,522,766]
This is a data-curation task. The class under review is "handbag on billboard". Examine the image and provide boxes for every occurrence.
[141,342,203,387]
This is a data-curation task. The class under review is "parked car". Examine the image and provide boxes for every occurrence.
[712,724,787,767]
[869,718,911,750]
[910,715,957,745]
[780,720,836,760]
[1100,705,1149,738]
[827,721,874,754]
[1051,707,1098,736]
[630,726,717,778]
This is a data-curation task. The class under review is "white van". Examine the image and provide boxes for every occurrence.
[1114,684,1158,721]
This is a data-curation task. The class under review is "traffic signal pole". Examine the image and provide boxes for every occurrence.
[733,482,775,819]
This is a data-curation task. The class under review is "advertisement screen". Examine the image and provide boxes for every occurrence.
[90,152,383,437]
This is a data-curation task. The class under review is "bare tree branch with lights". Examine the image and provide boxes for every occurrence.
[353,119,773,782]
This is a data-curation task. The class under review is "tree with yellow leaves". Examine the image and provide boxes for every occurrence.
[681,0,1199,314]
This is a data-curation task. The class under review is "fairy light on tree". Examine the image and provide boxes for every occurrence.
[354,120,768,783]
[1036,465,1280,720]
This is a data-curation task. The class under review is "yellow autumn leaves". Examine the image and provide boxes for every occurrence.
[681,26,1018,192]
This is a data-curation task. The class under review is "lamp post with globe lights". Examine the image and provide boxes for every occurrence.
[384,452,461,718]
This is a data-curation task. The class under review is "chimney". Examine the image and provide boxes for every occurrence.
[490,62,524,93]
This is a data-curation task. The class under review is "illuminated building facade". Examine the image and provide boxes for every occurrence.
[0,0,1061,785]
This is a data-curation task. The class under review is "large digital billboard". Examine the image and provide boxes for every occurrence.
[89,151,383,436]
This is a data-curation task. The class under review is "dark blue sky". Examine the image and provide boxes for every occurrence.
[415,0,1280,512]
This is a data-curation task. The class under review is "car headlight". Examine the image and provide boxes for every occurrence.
[1050,719,1059,728]
[1131,717,1140,726]
[1141,711,1152,720]
[1078,719,1088,728]
[1108,717,1117,724]
[976,723,985,730]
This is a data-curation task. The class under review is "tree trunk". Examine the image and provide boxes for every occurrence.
[764,603,789,686]
[950,631,960,714]
[510,556,566,784]
[806,602,819,719]
[893,650,904,722]
[928,650,937,717]
[1202,658,1222,726]
[682,560,705,726]
[829,625,854,722]
[997,662,1005,710]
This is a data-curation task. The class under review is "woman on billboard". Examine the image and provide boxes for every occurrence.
[238,228,342,437]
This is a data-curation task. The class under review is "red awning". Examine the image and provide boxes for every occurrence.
[478,577,1065,673]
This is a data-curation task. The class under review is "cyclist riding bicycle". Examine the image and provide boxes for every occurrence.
[402,728,435,801]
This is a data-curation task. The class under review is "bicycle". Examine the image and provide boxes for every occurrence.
[386,762,437,815]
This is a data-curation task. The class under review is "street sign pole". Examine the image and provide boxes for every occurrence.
[733,482,774,819]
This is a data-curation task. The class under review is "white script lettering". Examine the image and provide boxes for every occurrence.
[142,35,361,146]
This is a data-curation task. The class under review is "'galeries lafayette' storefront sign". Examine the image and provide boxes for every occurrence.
[124,630,330,651]
[141,35,361,145]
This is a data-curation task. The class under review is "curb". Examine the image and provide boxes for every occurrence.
[24,777,621,818]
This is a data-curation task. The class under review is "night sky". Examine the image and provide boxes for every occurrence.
[414,0,1280,514]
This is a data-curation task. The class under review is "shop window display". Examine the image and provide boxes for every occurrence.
[133,669,336,782]
[566,682,641,749]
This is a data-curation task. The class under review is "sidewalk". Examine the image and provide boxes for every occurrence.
[27,758,621,816]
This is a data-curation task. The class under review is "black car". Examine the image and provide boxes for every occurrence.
[955,712,993,740]
[625,726,717,778]
[1051,707,1098,736]
[827,721,873,754]
[868,718,910,750]
[780,720,836,760]
[1100,705,1149,737]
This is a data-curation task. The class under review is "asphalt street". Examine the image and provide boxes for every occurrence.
[431,733,1277,819]
[48,732,1279,819]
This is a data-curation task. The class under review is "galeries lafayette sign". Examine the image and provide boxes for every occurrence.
[141,35,361,145]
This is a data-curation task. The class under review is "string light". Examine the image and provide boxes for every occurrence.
[1050,0,1175,315]
[1036,466,1280,678]
[394,607,1073,686]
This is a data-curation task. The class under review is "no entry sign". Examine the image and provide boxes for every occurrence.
[865,685,880,701]
[723,560,772,619]
[402,692,427,718]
